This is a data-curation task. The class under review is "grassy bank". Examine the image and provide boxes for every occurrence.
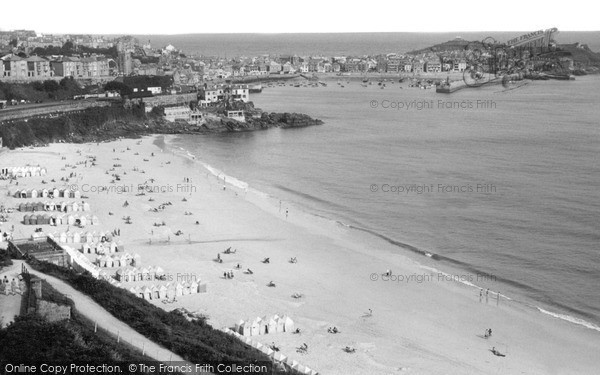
[27,260,280,374]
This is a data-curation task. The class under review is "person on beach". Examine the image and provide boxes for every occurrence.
[285,209,289,219]
[497,291,500,306]
[479,289,483,303]
[486,288,489,303]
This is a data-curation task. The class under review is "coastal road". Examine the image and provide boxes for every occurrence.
[15,260,212,372]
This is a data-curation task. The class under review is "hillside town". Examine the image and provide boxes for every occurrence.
[2,29,592,86]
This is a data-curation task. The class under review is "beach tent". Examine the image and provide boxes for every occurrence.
[92,232,101,243]
[18,203,27,212]
[59,232,67,243]
[71,202,79,212]
[116,268,127,282]
[282,316,294,332]
[158,285,168,299]
[175,283,184,296]
[23,214,30,225]
[119,254,130,267]
[276,316,285,333]
[82,243,91,254]
[141,286,152,300]
[30,189,39,198]
[77,216,87,227]
[52,188,60,198]
[82,202,90,211]
[258,316,268,335]
[66,215,75,226]
[151,285,161,299]
[40,168,47,176]
[189,281,199,294]
[239,321,251,336]
[267,316,278,334]
[91,215,100,225]
[45,201,56,211]
[56,214,65,225]
[84,232,94,243]
[108,242,118,253]
[28,215,37,225]
[65,202,74,212]
[165,284,176,300]
[34,202,45,211]
[250,318,261,336]
[235,319,245,333]
[70,190,81,199]
[66,231,74,243]
[42,214,51,225]
[49,215,57,226]
[41,189,49,198]
[130,253,139,265]
[72,231,81,243]
[129,286,138,295]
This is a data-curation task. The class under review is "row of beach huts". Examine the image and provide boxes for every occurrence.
[235,314,295,336]
[23,213,99,226]
[129,281,207,300]
[223,329,319,375]
[1,166,47,178]
[12,188,81,199]
[18,200,90,212]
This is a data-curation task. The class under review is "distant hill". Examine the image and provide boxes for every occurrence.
[557,43,600,67]
[407,38,484,55]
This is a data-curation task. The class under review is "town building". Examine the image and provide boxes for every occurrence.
[118,52,133,75]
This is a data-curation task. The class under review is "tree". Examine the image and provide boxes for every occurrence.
[61,41,75,55]
[104,81,132,97]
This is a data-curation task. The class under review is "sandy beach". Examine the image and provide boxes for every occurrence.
[1,136,599,375]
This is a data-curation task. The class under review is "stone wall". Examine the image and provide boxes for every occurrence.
[142,93,198,108]
[36,300,71,322]
[0,101,111,121]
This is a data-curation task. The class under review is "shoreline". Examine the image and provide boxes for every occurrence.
[162,134,600,333]
[1,137,599,374]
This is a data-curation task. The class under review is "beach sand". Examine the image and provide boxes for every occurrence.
[1,136,599,374]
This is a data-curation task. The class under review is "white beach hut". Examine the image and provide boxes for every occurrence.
[250,318,261,336]
[282,315,294,332]
[267,316,278,334]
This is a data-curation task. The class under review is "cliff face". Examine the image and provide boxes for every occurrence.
[0,104,323,148]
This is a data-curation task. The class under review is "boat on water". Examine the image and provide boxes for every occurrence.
[248,84,262,93]
[318,81,327,87]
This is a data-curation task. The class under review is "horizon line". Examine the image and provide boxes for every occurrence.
[6,30,600,36]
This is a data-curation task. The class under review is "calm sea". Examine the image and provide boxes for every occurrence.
[169,75,600,332]
[137,31,600,57]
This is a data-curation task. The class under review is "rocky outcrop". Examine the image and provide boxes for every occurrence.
[0,103,323,148]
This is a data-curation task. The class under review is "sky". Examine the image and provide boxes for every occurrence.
[1,0,597,34]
